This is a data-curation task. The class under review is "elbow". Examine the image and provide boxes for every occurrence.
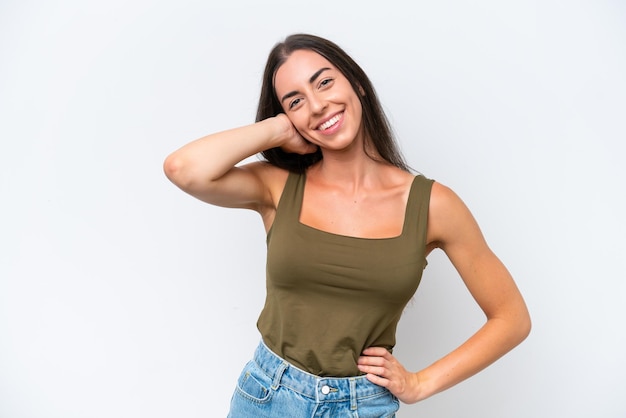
[520,309,532,342]
[492,303,532,348]
[163,152,192,189]
[513,306,532,346]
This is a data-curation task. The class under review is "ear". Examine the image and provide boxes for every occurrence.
[358,84,366,96]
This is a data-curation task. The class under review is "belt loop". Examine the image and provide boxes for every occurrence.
[271,361,288,390]
[349,377,357,410]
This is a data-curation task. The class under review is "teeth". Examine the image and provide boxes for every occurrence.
[318,114,341,130]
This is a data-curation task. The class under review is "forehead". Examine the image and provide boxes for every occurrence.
[274,49,336,90]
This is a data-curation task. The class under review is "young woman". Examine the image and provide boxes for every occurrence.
[164,33,531,417]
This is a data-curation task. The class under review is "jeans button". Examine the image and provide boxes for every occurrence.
[321,385,330,395]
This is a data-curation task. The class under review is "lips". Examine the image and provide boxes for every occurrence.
[316,112,343,131]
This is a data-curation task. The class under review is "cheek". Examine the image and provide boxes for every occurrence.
[353,97,364,120]
[283,114,312,140]
[288,113,308,130]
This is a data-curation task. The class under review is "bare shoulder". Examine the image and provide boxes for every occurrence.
[428,181,466,217]
[427,181,485,251]
[240,161,291,231]
[241,161,290,208]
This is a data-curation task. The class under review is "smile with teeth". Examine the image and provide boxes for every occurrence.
[317,113,342,131]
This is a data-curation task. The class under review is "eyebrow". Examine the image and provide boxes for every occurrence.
[280,67,331,103]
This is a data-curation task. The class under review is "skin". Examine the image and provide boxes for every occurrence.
[164,49,531,404]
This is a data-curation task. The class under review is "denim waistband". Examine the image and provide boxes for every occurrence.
[253,340,389,405]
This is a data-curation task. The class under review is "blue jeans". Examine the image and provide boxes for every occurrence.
[227,340,399,417]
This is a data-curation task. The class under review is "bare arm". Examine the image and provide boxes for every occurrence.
[163,114,317,211]
[413,182,531,399]
[358,182,531,403]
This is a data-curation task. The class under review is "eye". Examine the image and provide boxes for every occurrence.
[288,97,302,109]
[319,78,334,89]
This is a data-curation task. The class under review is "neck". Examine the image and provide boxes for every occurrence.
[310,148,390,191]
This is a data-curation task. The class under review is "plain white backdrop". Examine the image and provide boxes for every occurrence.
[1,1,625,417]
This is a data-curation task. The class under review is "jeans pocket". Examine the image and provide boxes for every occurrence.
[358,390,400,418]
[235,361,273,403]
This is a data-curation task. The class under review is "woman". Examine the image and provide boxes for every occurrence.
[164,33,531,417]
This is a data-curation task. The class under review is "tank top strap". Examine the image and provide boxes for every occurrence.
[402,175,434,239]
[273,171,305,226]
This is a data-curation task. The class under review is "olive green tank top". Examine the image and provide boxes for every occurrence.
[257,172,434,377]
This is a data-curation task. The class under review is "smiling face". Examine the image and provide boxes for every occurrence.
[273,49,365,152]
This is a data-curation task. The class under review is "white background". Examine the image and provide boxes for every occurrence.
[1,1,625,417]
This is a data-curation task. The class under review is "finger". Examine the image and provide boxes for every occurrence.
[361,347,390,357]
[364,372,390,388]
[357,363,389,377]
[357,355,386,367]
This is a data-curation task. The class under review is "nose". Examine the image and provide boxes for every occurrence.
[309,93,327,114]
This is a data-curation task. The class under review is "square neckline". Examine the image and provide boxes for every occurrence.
[295,173,419,241]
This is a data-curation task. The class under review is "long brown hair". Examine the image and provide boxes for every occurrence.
[256,34,410,173]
